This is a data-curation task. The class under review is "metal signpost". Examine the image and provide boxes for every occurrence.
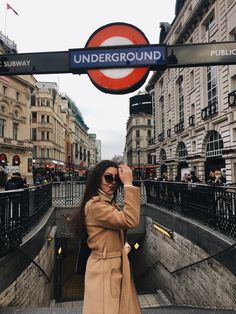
[0,22,236,94]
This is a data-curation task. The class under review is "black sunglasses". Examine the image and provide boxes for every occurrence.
[104,174,120,185]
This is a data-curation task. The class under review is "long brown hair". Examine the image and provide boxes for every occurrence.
[71,160,119,237]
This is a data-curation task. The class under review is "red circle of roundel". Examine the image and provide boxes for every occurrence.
[85,23,150,94]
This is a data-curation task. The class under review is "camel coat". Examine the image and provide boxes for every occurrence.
[83,186,141,314]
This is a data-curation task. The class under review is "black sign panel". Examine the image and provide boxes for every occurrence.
[167,42,236,67]
[0,51,69,75]
[0,42,236,76]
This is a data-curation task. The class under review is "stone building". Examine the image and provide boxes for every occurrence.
[31,82,67,176]
[125,92,155,179]
[0,33,34,187]
[146,0,236,183]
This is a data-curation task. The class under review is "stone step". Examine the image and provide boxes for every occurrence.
[155,289,172,306]
[51,291,170,310]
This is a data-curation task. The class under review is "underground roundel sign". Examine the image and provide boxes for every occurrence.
[85,23,150,94]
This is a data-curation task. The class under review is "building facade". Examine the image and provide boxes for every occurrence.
[146,0,236,182]
[31,82,67,177]
[125,92,155,179]
[0,34,35,186]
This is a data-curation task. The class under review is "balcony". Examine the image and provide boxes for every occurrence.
[158,132,165,142]
[148,138,155,145]
[201,102,218,120]
[228,90,236,107]
[174,121,184,134]
[189,115,195,126]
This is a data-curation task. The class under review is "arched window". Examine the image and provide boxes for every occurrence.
[206,131,223,157]
[160,149,167,161]
[177,142,188,158]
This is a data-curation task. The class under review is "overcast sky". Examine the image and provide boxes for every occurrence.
[0,0,176,159]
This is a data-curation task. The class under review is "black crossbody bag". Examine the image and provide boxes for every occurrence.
[75,229,91,275]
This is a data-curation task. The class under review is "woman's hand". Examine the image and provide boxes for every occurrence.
[118,164,133,186]
[124,241,131,254]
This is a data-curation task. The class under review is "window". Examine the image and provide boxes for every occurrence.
[3,86,7,95]
[0,103,6,113]
[191,103,195,115]
[31,128,37,140]
[16,92,20,101]
[178,77,184,123]
[207,66,218,105]
[41,115,45,123]
[84,149,86,161]
[205,12,215,32]
[46,148,50,158]
[159,78,164,91]
[80,146,82,160]
[41,148,45,158]
[13,122,18,140]
[75,143,78,158]
[177,142,188,158]
[160,96,165,133]
[206,131,223,157]
[136,130,140,138]
[33,146,37,158]
[168,94,171,110]
[147,119,151,125]
[31,95,36,106]
[190,70,194,90]
[47,115,50,123]
[13,110,19,119]
[147,130,151,137]
[32,112,37,123]
[160,149,167,161]
[0,119,5,137]
[41,131,49,140]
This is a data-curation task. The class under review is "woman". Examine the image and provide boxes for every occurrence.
[73,160,141,314]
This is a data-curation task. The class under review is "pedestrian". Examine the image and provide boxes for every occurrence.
[72,160,141,314]
[181,172,191,183]
[34,172,43,185]
[220,170,227,184]
[214,170,222,185]
[159,172,168,181]
[207,170,216,184]
[190,170,201,183]
[5,172,25,190]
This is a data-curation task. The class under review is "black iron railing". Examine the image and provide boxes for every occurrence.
[201,102,218,120]
[0,184,52,257]
[144,180,236,239]
[174,121,184,133]
[1,180,236,259]
[52,180,147,206]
